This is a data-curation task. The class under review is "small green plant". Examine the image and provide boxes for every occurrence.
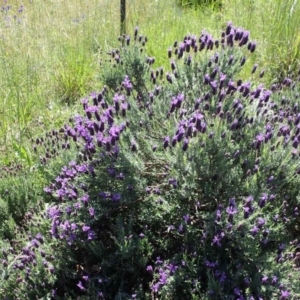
[53,46,95,105]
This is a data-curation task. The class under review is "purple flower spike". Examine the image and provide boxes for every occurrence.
[235,28,243,41]
[240,56,246,66]
[169,178,178,188]
[252,64,258,74]
[151,282,160,293]
[234,287,241,296]
[230,119,239,131]
[259,193,268,208]
[211,234,222,247]
[89,207,95,217]
[226,21,233,35]
[254,133,265,149]
[163,136,170,149]
[271,276,278,286]
[77,281,86,291]
[250,226,259,237]
[262,275,268,285]
[256,217,266,229]
[82,225,90,232]
[182,138,189,151]
[112,193,121,202]
[239,30,249,46]
[226,206,237,223]
[146,265,153,273]
[250,41,256,52]
[280,290,290,300]
[243,207,250,219]
[131,142,137,152]
[122,76,133,94]
[81,194,89,206]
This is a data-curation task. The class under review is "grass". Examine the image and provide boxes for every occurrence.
[0,0,299,165]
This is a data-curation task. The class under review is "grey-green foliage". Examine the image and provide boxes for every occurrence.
[85,27,300,298]
[11,25,300,299]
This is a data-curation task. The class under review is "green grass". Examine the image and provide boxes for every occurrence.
[0,0,299,164]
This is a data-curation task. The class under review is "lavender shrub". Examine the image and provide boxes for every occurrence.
[3,23,300,299]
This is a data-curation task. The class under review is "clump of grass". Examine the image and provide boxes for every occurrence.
[52,45,95,105]
[0,0,120,160]
[176,0,222,10]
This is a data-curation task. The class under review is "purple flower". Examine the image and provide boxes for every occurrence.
[271,276,278,285]
[146,265,153,273]
[97,291,104,298]
[168,178,178,188]
[262,275,268,285]
[230,119,239,130]
[211,234,222,247]
[89,207,95,217]
[99,191,107,200]
[216,209,222,222]
[166,263,178,274]
[244,277,250,286]
[177,224,184,233]
[182,138,189,151]
[156,257,163,264]
[243,206,250,219]
[130,141,137,152]
[183,214,190,224]
[151,282,160,293]
[226,206,237,222]
[159,271,168,285]
[74,202,82,210]
[35,233,44,243]
[82,225,90,232]
[87,230,95,240]
[122,75,133,93]
[254,133,265,149]
[44,186,52,194]
[234,287,241,296]
[259,193,268,208]
[256,217,266,228]
[280,290,290,300]
[250,226,259,237]
[47,206,61,219]
[77,281,86,291]
[163,136,170,149]
[48,265,54,274]
[112,193,121,202]
[205,260,218,269]
[81,194,89,206]
[167,225,175,232]
[71,223,77,231]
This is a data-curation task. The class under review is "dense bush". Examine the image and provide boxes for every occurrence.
[1,23,300,299]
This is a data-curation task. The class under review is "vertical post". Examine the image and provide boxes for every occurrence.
[120,0,126,36]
